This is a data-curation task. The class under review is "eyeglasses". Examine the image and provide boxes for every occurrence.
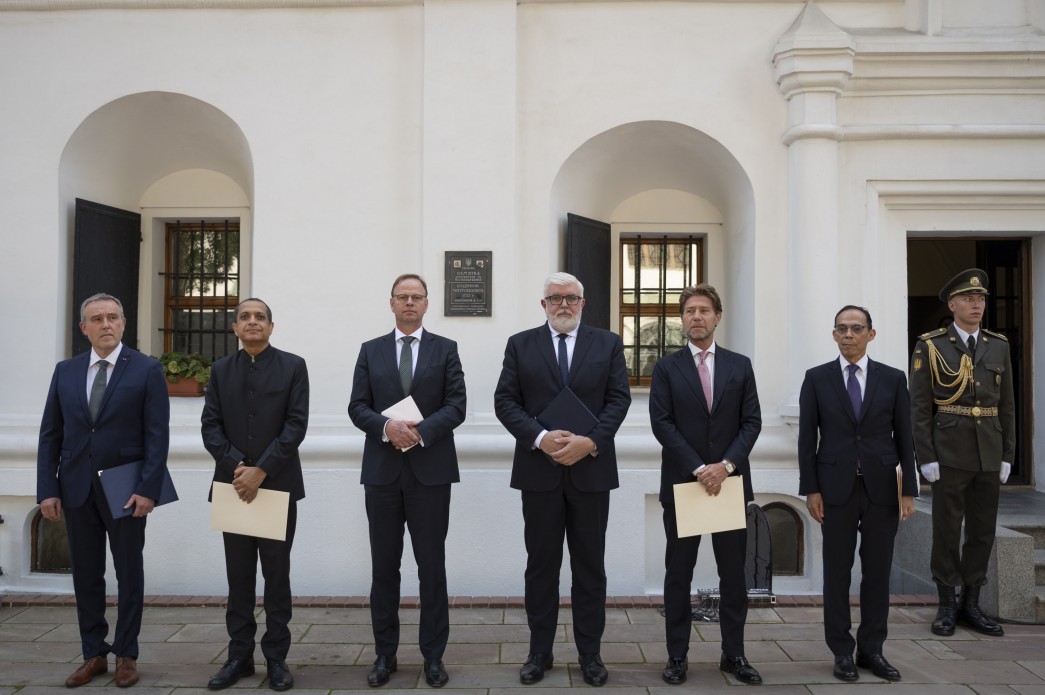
[833,324,868,336]
[393,294,427,303]
[545,294,583,306]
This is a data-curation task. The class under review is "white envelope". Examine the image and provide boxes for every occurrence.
[381,396,424,451]
[673,476,746,537]
[210,481,290,541]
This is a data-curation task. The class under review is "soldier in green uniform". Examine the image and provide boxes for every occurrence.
[910,268,1015,637]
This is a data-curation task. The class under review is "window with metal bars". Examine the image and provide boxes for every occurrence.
[619,235,703,387]
[161,220,240,361]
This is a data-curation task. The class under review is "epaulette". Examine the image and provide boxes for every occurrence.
[983,328,1008,342]
[918,328,947,341]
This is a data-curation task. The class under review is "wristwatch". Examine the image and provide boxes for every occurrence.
[722,459,736,475]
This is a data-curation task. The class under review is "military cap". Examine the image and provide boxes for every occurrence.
[939,268,989,301]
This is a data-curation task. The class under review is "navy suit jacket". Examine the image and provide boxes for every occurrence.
[798,357,917,506]
[494,322,631,493]
[649,344,761,504]
[37,345,171,508]
[349,329,466,486]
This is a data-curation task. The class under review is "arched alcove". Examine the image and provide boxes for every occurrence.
[549,121,756,354]
[56,92,253,355]
[762,502,803,576]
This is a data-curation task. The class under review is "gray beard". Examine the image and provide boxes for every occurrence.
[550,313,579,333]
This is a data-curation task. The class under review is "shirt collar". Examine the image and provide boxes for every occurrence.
[952,324,980,344]
[547,322,579,339]
[688,341,717,358]
[91,342,123,368]
[395,326,424,342]
[838,353,869,374]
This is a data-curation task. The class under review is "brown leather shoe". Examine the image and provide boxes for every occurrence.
[65,656,108,687]
[115,656,140,688]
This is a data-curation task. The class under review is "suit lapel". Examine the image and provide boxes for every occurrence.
[412,331,437,391]
[568,325,594,386]
[380,331,403,395]
[710,347,732,414]
[829,360,858,424]
[537,324,563,386]
[95,349,131,421]
[861,359,882,423]
[672,347,708,412]
[76,352,92,419]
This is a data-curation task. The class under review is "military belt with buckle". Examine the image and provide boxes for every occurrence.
[937,404,999,417]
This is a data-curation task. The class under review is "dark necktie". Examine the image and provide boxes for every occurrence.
[557,333,569,386]
[846,363,862,420]
[89,361,109,422]
[967,334,976,356]
[399,336,415,395]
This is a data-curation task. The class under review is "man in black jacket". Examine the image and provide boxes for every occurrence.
[202,298,309,691]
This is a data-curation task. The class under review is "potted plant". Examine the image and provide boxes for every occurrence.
[156,352,211,396]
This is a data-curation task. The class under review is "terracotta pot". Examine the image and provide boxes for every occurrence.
[167,376,204,397]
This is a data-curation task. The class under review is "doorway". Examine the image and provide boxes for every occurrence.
[907,238,1032,485]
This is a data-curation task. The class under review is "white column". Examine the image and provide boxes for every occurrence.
[773,3,855,415]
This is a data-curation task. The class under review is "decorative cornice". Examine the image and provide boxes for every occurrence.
[773,3,856,99]
[0,0,419,9]
[783,123,1045,145]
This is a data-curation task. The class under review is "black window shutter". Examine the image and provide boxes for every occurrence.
[72,199,142,355]
[566,213,611,330]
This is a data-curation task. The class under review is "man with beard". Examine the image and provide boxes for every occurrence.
[649,284,762,686]
[494,272,631,687]
[910,269,1014,638]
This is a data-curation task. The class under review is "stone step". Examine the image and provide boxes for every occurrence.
[1037,548,1045,586]
[1038,586,1045,623]
[1003,523,1045,549]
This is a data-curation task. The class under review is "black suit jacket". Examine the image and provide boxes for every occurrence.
[38,345,170,507]
[649,344,761,503]
[798,357,917,506]
[494,322,631,493]
[202,346,309,502]
[349,329,466,486]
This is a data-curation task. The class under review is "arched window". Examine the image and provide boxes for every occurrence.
[31,509,72,574]
[761,503,803,576]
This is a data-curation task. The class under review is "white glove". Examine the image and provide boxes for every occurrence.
[1000,461,1011,484]
[920,462,941,482]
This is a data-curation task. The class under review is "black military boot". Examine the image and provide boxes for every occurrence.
[931,585,957,636]
[958,585,1005,636]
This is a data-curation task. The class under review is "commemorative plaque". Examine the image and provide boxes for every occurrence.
[445,251,492,317]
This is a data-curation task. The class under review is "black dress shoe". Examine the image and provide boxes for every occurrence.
[519,653,553,684]
[832,655,858,682]
[719,654,762,685]
[367,655,397,687]
[208,658,255,690]
[958,585,1005,636]
[266,660,294,691]
[423,660,448,688]
[662,657,688,685]
[579,653,608,687]
[856,653,901,681]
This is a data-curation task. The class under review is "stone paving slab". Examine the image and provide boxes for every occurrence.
[1021,662,1045,680]
[0,622,60,641]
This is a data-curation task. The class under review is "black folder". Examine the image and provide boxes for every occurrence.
[536,387,599,436]
[98,461,179,519]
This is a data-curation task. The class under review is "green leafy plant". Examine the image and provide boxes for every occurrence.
[156,352,211,388]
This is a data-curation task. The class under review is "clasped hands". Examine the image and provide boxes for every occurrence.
[386,419,422,451]
[695,462,729,497]
[233,463,267,504]
[539,429,595,466]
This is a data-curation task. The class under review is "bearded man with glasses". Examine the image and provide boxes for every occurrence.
[494,271,631,687]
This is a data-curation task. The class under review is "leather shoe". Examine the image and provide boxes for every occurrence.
[267,660,293,691]
[932,585,957,636]
[579,653,608,687]
[856,653,901,681]
[519,653,553,684]
[720,654,762,685]
[368,655,397,687]
[65,656,108,687]
[423,659,448,688]
[661,657,688,685]
[832,655,858,682]
[208,658,256,689]
[114,657,139,688]
[958,585,1005,636]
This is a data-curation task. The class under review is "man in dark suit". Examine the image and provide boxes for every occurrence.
[649,284,761,687]
[494,272,631,687]
[202,298,309,691]
[349,273,466,689]
[910,269,1015,638]
[798,305,917,682]
[37,293,171,688]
